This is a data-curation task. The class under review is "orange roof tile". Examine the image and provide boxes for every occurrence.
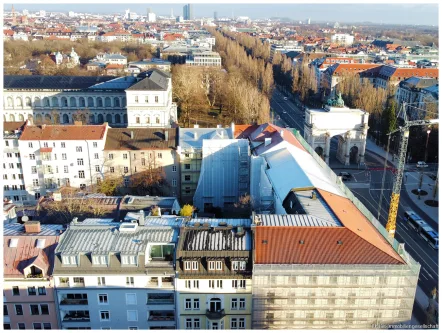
[106,64,124,69]
[330,63,381,75]
[19,124,107,141]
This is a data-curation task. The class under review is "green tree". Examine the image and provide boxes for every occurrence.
[180,204,194,217]
[96,178,122,196]
[381,97,397,144]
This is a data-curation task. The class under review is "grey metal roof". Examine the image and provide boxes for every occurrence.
[4,223,65,236]
[126,69,170,91]
[182,229,251,251]
[255,214,341,227]
[77,218,120,226]
[295,190,341,225]
[126,216,186,227]
[120,195,177,209]
[88,75,137,91]
[4,75,116,90]
[55,224,177,255]
[188,218,252,227]
[178,128,233,150]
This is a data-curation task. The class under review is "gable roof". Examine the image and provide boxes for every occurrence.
[126,69,170,91]
[19,124,107,141]
[3,121,26,133]
[378,65,439,79]
[325,63,381,76]
[104,128,177,150]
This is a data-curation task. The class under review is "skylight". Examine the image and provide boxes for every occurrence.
[36,239,46,249]
[9,238,18,248]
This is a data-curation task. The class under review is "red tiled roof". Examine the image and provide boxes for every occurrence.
[106,64,124,69]
[39,147,53,153]
[4,29,14,36]
[3,121,26,132]
[329,63,381,75]
[19,124,107,141]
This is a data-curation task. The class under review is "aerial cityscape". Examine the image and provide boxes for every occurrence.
[2,1,439,331]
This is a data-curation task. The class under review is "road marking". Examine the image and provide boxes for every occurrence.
[422,267,434,279]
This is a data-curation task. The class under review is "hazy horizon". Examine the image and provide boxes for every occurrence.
[4,3,439,26]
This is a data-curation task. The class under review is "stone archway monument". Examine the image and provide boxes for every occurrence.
[303,93,369,166]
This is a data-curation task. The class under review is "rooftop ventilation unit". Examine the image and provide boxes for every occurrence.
[9,238,18,248]
[36,239,46,249]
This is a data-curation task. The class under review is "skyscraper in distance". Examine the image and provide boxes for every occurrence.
[183,4,193,20]
[214,11,218,20]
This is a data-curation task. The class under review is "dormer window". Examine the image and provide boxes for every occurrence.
[92,255,108,266]
[121,255,138,266]
[208,260,223,271]
[184,261,199,271]
[232,261,246,271]
[62,255,78,265]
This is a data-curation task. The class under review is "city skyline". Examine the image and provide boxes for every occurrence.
[4,3,439,26]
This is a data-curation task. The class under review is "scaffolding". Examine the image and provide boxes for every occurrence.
[252,262,420,329]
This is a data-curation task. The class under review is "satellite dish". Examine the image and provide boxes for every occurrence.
[22,216,29,222]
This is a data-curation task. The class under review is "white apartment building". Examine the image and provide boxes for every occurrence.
[4,69,177,128]
[186,51,222,67]
[53,219,178,330]
[96,52,128,65]
[330,34,355,46]
[18,123,109,203]
[3,122,27,205]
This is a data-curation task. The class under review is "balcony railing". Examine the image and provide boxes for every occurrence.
[60,299,88,305]
[206,309,226,320]
[63,315,90,322]
[147,296,174,305]
[148,315,175,322]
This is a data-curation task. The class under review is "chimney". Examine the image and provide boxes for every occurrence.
[164,130,169,141]
[216,124,222,128]
[280,129,284,137]
[264,137,272,146]
[193,124,199,128]
[131,131,134,139]
[138,210,145,226]
[24,221,41,234]
[311,191,317,200]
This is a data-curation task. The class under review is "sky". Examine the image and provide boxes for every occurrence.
[4,2,439,26]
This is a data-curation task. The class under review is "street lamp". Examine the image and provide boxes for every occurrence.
[425,128,431,163]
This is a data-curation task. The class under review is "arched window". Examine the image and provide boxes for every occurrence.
[97,114,104,124]
[106,114,112,123]
[89,114,95,124]
[156,117,160,124]
[79,97,86,107]
[115,114,121,123]
[9,114,15,121]
[87,97,94,107]
[7,97,13,107]
[34,97,41,107]
[122,97,126,106]
[70,97,77,108]
[15,97,22,107]
[25,97,32,107]
[62,114,69,124]
[43,97,50,107]
[105,97,111,107]
[123,114,128,123]
[18,114,24,121]
[35,114,42,123]
[45,114,52,123]
[209,298,222,312]
[146,116,151,124]
[61,97,68,107]
[97,97,103,107]
[114,98,120,107]
[51,97,59,107]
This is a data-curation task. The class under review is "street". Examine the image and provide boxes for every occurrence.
[270,87,439,315]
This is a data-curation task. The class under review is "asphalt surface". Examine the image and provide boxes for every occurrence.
[270,87,439,319]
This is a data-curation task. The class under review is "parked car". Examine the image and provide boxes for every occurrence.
[339,172,352,181]
[417,161,429,168]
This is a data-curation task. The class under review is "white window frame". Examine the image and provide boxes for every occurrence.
[126,293,137,305]
[185,318,192,329]
[127,310,138,322]
[238,318,245,329]
[98,294,108,304]
[100,310,110,321]
[194,318,200,329]
[239,298,246,310]
[193,298,200,310]
[97,277,106,286]
[185,298,192,310]
[231,318,238,329]
[126,277,135,286]
[231,298,238,310]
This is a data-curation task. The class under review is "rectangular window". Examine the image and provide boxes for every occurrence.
[30,304,39,315]
[12,286,20,296]
[76,146,82,152]
[238,318,245,329]
[29,143,33,148]
[62,153,67,160]
[43,142,48,148]
[232,261,246,271]
[193,298,200,309]
[172,178,177,187]
[194,318,200,329]
[98,277,106,286]
[108,154,113,160]
[231,318,238,329]
[40,304,49,315]
[61,142,66,148]
[184,261,199,271]
[184,175,191,181]
[33,323,41,330]
[77,158,84,166]
[239,298,246,310]
[124,167,129,173]
[28,287,37,296]
[38,287,46,295]
[185,164,190,170]
[186,318,192,329]
[95,165,100,172]
[126,293,137,305]
[73,277,84,284]
[123,153,128,159]
[231,298,238,310]
[94,153,99,159]
[43,323,51,330]
[127,310,138,322]
[110,167,115,173]
[64,166,68,173]
[29,154,35,160]
[93,142,98,148]
[145,96,148,103]
[99,294,108,304]
[135,96,139,103]
[100,311,110,321]
[5,140,9,147]
[78,170,85,178]
[155,96,159,103]
[126,277,135,286]
[4,304,8,316]
[185,298,192,310]
[15,304,23,315]
[157,153,162,158]
[18,323,25,330]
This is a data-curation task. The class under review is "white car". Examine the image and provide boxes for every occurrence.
[283,97,288,101]
[416,161,428,168]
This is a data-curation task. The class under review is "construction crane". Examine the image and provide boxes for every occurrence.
[385,103,438,238]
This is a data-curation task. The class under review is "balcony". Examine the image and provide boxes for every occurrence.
[206,309,226,320]
[63,315,90,322]
[147,294,174,305]
[148,311,175,322]
[60,299,89,306]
